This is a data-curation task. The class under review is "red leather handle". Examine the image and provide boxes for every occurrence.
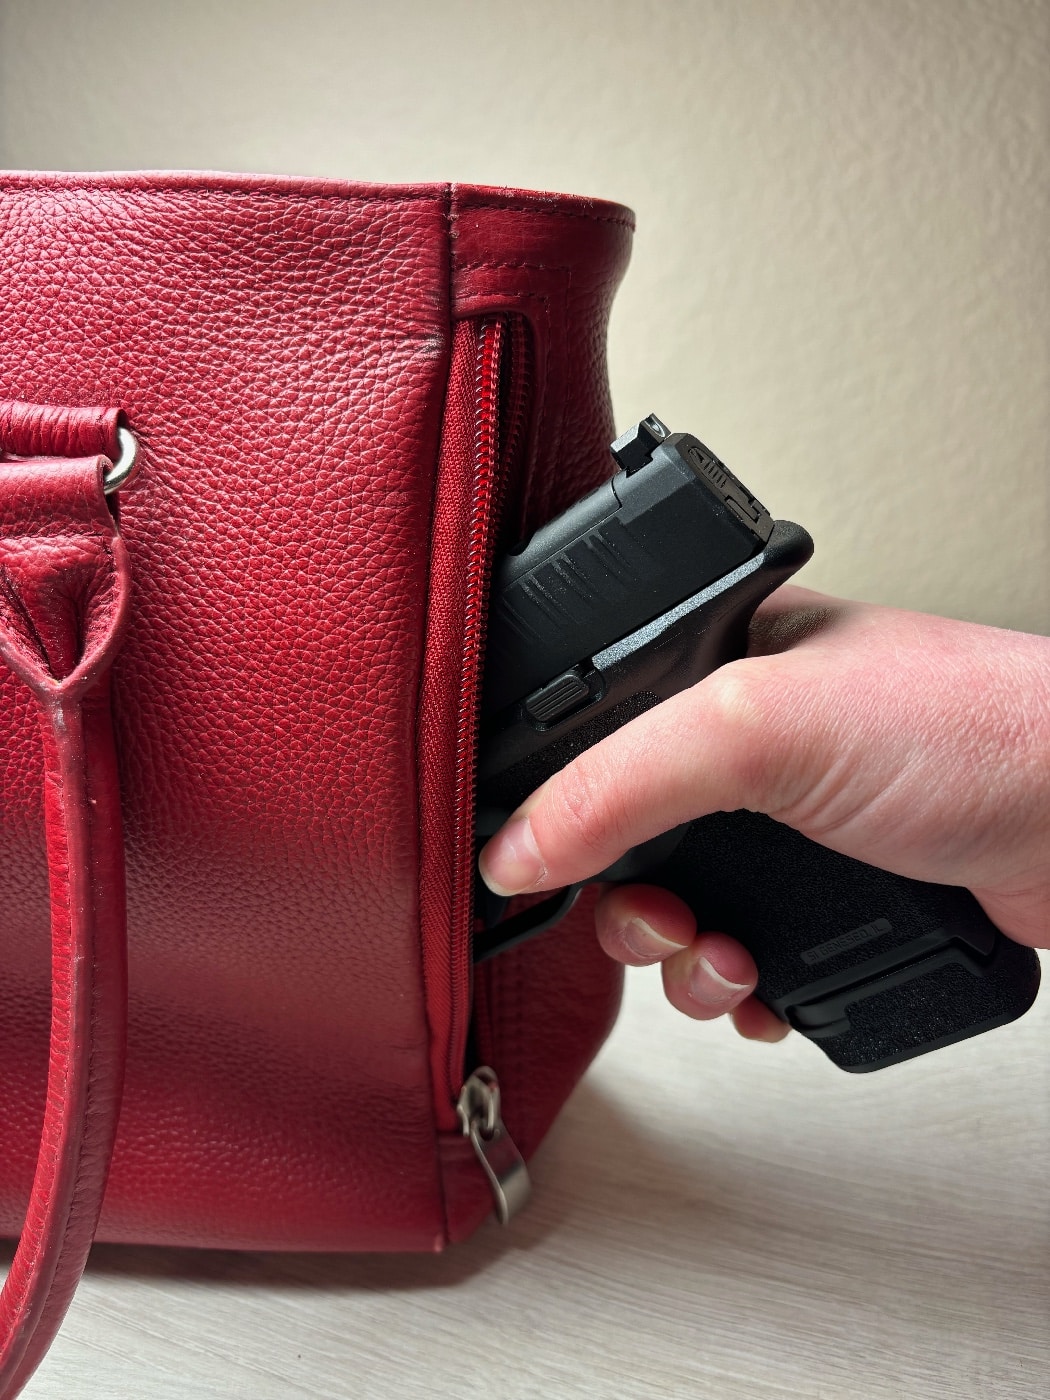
[0,453,131,1399]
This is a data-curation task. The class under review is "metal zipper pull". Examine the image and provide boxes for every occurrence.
[456,1066,531,1225]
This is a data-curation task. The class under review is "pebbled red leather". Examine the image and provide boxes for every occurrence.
[0,174,632,1287]
[0,454,130,1400]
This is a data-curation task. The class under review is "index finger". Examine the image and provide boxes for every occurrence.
[477,652,809,896]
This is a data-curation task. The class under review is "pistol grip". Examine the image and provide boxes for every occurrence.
[647,812,1041,1070]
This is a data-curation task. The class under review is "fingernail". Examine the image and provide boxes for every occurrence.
[621,918,687,963]
[689,955,751,1006]
[479,816,545,896]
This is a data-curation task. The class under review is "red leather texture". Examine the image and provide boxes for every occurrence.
[0,174,633,1269]
[0,453,130,1399]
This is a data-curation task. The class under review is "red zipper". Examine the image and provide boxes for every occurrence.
[445,318,505,1098]
[418,315,531,1129]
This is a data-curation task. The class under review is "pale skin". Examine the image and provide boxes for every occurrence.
[478,586,1050,1043]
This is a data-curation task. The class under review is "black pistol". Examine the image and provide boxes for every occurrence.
[475,415,1041,1071]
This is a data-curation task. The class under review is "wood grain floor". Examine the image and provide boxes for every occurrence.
[9,954,1048,1399]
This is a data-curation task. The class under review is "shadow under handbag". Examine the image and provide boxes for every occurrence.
[0,171,633,1396]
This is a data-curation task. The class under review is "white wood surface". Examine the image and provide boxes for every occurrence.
[10,954,1048,1400]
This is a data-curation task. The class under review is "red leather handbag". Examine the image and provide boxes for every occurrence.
[0,171,633,1396]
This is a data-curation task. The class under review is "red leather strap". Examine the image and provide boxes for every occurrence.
[0,401,121,463]
[0,455,130,1399]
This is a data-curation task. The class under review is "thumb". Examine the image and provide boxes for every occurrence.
[477,658,810,896]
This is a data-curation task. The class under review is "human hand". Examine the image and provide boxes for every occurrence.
[478,586,1050,1042]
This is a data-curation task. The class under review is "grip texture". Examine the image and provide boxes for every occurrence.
[650,812,1041,1069]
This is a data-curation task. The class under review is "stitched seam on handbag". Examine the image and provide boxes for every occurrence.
[423,183,456,1246]
[0,184,444,205]
[0,187,635,229]
[451,199,635,230]
[456,261,573,274]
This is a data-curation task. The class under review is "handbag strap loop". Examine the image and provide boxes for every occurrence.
[0,401,137,496]
[0,446,131,1399]
[0,400,122,463]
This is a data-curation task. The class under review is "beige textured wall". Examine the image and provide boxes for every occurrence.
[2,0,1047,630]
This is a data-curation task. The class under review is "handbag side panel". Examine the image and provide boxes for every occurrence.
[434,189,634,1239]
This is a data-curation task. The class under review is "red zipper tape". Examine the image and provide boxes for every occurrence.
[418,316,529,1130]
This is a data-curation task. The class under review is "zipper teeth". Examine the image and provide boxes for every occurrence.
[446,317,505,1096]
[500,320,531,510]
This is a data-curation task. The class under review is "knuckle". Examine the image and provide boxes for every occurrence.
[702,657,768,727]
[700,661,782,807]
[702,657,856,825]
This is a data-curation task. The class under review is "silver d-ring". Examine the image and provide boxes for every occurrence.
[103,425,139,494]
